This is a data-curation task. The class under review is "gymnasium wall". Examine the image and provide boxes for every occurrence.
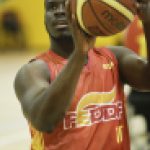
[0,0,124,50]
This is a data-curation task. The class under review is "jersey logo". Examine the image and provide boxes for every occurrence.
[64,86,123,130]
[103,61,114,69]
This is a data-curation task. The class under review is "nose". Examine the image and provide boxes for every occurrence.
[54,3,65,17]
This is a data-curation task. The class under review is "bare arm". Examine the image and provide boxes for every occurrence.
[14,51,87,134]
[107,0,150,91]
[14,1,96,134]
[109,0,150,91]
[108,46,150,91]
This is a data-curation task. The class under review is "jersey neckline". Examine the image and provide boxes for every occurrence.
[49,49,93,72]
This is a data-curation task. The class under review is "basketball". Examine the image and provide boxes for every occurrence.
[71,0,137,36]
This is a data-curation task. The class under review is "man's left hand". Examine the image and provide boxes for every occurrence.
[136,0,150,23]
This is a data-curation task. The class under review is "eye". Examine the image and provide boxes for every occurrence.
[47,4,57,10]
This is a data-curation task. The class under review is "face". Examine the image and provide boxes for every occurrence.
[45,0,72,39]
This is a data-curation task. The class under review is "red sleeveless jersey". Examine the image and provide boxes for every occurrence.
[28,46,130,150]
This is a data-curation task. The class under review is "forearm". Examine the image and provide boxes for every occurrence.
[31,50,87,133]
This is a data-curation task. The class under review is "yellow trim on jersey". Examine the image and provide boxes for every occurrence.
[100,0,134,21]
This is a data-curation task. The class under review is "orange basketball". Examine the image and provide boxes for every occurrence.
[71,0,137,36]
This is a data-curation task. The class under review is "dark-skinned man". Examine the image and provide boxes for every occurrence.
[14,0,150,150]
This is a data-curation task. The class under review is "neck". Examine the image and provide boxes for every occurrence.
[50,37,74,59]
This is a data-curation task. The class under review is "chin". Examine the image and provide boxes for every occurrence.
[58,29,71,37]
[51,32,73,41]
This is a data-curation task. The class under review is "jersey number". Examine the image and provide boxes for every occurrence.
[116,125,123,143]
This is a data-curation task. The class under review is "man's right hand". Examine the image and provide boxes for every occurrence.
[65,0,96,54]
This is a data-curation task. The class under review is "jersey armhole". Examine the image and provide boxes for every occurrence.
[100,46,118,66]
[100,46,126,91]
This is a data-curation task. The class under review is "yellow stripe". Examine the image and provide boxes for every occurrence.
[76,0,92,35]
[100,0,134,21]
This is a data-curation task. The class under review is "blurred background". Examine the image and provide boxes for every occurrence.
[0,0,150,150]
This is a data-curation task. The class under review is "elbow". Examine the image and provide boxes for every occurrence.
[29,110,67,134]
[39,126,55,134]
[33,115,65,134]
[24,112,55,134]
[40,113,66,134]
[32,120,56,134]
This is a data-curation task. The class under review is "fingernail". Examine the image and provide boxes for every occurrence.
[136,2,140,8]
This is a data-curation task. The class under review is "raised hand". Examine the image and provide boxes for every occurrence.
[65,0,96,54]
[136,0,150,23]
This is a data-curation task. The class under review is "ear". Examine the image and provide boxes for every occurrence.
[44,14,46,25]
[44,15,48,32]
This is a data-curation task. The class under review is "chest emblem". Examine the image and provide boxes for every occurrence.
[64,86,123,129]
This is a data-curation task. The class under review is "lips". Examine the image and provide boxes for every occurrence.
[54,20,68,29]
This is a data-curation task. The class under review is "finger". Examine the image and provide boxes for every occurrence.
[72,13,83,35]
[65,0,72,26]
[72,14,78,30]
[136,2,140,9]
[136,2,147,10]
[137,0,147,3]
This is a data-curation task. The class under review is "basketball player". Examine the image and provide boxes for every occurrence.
[14,0,150,150]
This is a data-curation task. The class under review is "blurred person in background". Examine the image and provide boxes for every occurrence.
[2,11,26,49]
[14,0,150,150]
[129,115,149,150]
[124,15,150,150]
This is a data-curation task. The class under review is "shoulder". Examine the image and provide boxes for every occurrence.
[18,59,50,80]
[93,46,135,59]
[106,46,136,60]
[14,59,51,100]
[14,59,50,92]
